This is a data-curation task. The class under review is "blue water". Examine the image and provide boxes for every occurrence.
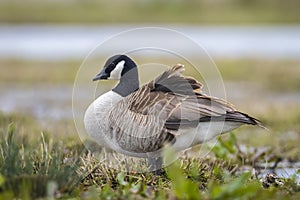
[0,25,300,60]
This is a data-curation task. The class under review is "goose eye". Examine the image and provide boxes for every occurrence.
[105,63,115,73]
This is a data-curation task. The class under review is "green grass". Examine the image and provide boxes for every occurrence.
[1,0,300,24]
[0,59,79,85]
[0,113,300,199]
[1,58,300,92]
[216,59,300,92]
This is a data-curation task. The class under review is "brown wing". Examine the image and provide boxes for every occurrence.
[108,64,260,153]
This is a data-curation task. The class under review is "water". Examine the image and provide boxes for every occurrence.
[0,25,300,60]
[0,85,74,120]
[257,162,300,184]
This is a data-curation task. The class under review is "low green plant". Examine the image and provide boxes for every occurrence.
[165,148,200,199]
[0,122,85,199]
[0,114,300,199]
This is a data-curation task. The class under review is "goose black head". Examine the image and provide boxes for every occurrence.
[93,54,137,81]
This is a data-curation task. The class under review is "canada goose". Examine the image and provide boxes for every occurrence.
[84,54,262,173]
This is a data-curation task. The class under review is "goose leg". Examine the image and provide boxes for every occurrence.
[154,156,163,175]
[148,157,155,172]
[148,156,163,175]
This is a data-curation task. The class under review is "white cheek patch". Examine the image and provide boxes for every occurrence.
[109,60,125,80]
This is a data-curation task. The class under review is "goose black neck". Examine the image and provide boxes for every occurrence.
[112,67,139,97]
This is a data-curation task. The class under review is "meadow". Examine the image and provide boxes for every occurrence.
[1,0,300,198]
[0,58,299,199]
[1,0,300,24]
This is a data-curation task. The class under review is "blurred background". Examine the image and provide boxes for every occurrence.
[0,0,300,154]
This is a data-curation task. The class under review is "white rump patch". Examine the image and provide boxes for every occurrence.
[109,60,125,80]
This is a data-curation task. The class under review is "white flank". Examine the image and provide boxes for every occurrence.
[84,91,123,147]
